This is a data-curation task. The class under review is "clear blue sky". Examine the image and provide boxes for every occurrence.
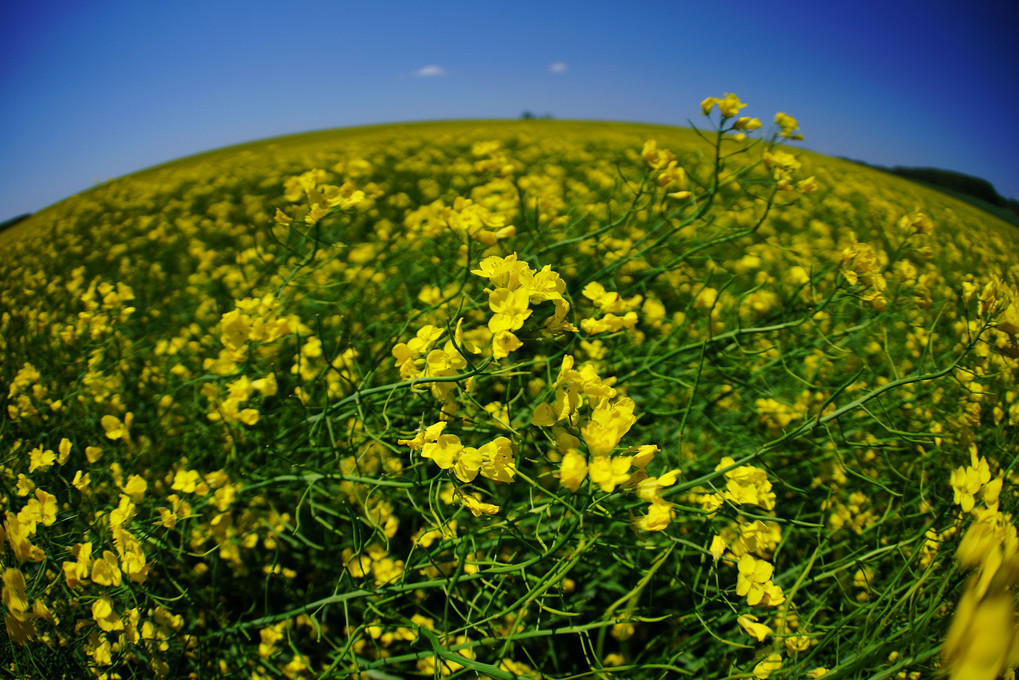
[2,0,1017,222]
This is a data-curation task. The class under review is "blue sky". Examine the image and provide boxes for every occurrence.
[1,0,1017,222]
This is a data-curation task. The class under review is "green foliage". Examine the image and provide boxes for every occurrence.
[1,99,1018,679]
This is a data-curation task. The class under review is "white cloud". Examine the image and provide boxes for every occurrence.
[548,62,568,74]
[414,65,446,77]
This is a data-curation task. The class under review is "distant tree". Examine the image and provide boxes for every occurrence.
[1007,198,1019,220]
[889,166,1005,206]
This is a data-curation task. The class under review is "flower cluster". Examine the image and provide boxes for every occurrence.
[472,252,574,358]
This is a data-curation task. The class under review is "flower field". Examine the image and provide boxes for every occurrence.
[2,96,1018,679]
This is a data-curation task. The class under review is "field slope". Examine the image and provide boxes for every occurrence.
[2,113,1018,679]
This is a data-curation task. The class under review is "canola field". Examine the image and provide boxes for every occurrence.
[2,95,1018,679]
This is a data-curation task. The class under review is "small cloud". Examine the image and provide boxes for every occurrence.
[415,65,446,77]
[548,62,568,74]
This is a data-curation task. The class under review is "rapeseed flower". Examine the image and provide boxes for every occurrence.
[738,614,772,642]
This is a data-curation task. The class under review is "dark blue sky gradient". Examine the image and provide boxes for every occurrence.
[1,0,1017,222]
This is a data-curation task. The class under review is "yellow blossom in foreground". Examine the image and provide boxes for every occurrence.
[737,554,782,606]
[4,512,45,562]
[57,437,72,463]
[458,493,500,517]
[733,116,762,131]
[420,429,482,483]
[488,287,532,333]
[121,474,147,502]
[113,528,150,583]
[63,541,93,588]
[753,653,783,679]
[588,455,633,493]
[950,447,993,513]
[943,586,1019,680]
[559,450,588,492]
[774,112,802,139]
[478,436,516,483]
[581,397,637,456]
[702,93,747,119]
[2,568,30,619]
[15,474,34,496]
[92,596,124,632]
[738,614,772,642]
[27,446,56,473]
[17,488,58,531]
[632,500,674,532]
[717,457,776,511]
[492,330,523,359]
[91,550,123,587]
[3,568,35,643]
[709,535,727,562]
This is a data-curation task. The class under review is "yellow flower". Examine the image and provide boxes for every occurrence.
[17,488,57,532]
[774,112,803,139]
[632,500,674,532]
[641,139,674,170]
[92,596,124,632]
[100,412,133,441]
[635,468,679,502]
[27,446,56,473]
[488,287,532,333]
[472,252,529,289]
[91,550,123,587]
[55,438,72,464]
[733,116,762,131]
[4,512,45,563]
[109,494,136,529]
[736,554,774,606]
[709,535,727,562]
[2,568,30,619]
[753,653,782,679]
[580,311,638,335]
[63,541,93,588]
[588,455,633,493]
[259,623,286,658]
[172,469,202,493]
[478,437,516,483]
[796,176,817,194]
[421,431,482,483]
[559,450,588,492]
[2,568,35,643]
[738,614,772,642]
[492,330,523,359]
[113,528,149,583]
[121,474,147,502]
[719,93,746,118]
[581,397,637,456]
[458,493,500,517]
[951,449,992,513]
[943,586,1019,680]
[718,457,777,510]
[15,474,34,496]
